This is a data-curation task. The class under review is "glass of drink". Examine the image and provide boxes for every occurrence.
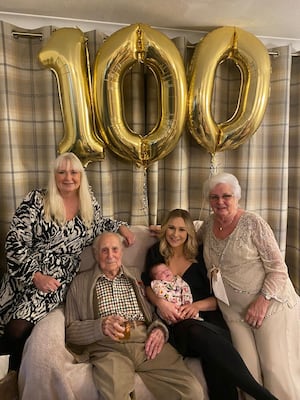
[123,321,131,340]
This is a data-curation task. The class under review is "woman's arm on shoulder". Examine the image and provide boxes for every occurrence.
[118,224,135,247]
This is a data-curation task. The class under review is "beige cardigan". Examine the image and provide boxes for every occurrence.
[65,263,168,350]
[201,211,298,311]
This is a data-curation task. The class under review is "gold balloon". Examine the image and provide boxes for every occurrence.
[188,26,271,155]
[93,23,187,168]
[38,28,105,167]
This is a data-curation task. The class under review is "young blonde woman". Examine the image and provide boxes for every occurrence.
[143,209,278,400]
[0,152,134,370]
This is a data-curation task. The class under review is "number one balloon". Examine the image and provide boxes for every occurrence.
[38,28,105,167]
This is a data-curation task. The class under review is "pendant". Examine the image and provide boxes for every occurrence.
[219,226,223,231]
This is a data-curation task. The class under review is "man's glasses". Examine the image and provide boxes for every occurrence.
[209,194,234,202]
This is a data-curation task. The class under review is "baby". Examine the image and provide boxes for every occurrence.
[150,263,203,324]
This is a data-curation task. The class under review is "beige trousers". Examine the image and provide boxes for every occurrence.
[86,325,204,400]
[219,284,300,400]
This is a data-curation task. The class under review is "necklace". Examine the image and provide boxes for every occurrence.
[217,214,236,231]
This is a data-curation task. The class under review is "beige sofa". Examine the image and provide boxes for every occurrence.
[18,225,209,400]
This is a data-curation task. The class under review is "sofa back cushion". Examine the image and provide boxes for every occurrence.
[79,222,202,275]
[79,225,158,274]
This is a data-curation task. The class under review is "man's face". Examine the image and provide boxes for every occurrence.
[96,233,123,278]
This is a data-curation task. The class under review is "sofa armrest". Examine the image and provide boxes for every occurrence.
[19,307,98,400]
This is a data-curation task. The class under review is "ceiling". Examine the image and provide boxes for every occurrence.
[1,0,300,42]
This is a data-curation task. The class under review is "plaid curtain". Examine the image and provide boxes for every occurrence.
[0,21,299,293]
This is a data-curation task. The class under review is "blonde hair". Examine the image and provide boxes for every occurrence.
[44,152,94,226]
[159,209,198,264]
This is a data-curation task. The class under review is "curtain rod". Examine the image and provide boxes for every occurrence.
[10,30,300,57]
[12,30,43,40]
[186,45,299,57]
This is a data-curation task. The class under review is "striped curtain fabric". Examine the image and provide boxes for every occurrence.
[0,21,299,292]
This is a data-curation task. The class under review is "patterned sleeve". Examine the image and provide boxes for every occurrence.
[90,190,128,236]
[179,277,194,304]
[5,190,45,284]
[150,280,170,300]
[250,213,289,298]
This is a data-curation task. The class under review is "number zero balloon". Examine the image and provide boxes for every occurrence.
[188,26,271,155]
[93,23,187,168]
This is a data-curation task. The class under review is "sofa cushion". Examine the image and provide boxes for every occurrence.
[79,225,158,273]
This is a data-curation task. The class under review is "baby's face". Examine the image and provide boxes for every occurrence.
[152,264,173,281]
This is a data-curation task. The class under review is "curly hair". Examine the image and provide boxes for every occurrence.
[159,209,198,264]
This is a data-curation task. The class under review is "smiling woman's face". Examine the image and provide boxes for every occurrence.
[165,217,188,249]
[55,160,81,196]
[209,183,239,219]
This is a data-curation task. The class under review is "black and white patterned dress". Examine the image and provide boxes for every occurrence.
[0,188,126,335]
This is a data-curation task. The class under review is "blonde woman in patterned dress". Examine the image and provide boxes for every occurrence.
[0,152,135,371]
[200,172,300,400]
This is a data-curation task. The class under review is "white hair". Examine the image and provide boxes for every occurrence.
[92,232,123,258]
[203,172,242,200]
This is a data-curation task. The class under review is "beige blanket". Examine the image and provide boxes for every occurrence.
[18,306,208,400]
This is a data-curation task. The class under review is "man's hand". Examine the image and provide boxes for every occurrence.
[33,272,61,293]
[102,315,126,340]
[145,328,165,360]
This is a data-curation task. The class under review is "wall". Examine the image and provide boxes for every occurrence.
[1,11,300,51]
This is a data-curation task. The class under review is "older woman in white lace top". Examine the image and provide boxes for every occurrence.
[199,172,300,400]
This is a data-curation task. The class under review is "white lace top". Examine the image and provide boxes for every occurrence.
[200,211,298,307]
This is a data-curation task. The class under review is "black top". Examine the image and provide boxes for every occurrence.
[142,242,228,327]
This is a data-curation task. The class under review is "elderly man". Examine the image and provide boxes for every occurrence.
[65,232,203,400]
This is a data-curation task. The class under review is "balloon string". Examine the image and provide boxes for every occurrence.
[142,167,149,213]
[198,152,222,221]
[209,153,221,176]
[130,166,149,226]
